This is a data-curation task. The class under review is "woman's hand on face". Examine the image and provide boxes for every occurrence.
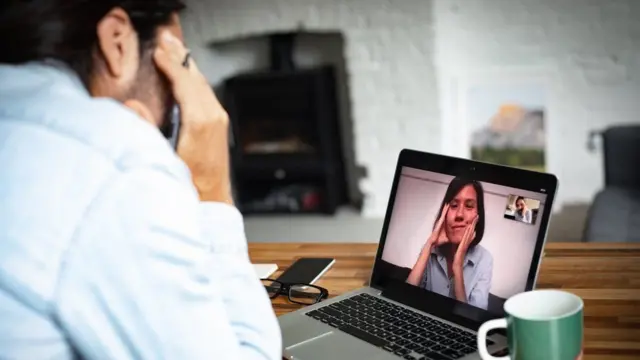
[453,215,479,270]
[426,204,450,248]
[153,31,233,204]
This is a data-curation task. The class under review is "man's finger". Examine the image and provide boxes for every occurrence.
[153,47,183,82]
[153,31,191,81]
[185,55,201,74]
[160,31,189,64]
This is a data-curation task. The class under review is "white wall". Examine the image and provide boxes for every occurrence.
[434,0,640,208]
[381,168,546,299]
[182,0,640,217]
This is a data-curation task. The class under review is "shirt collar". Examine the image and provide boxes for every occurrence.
[39,58,88,94]
[0,58,89,97]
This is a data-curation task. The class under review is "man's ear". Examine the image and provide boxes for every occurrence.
[96,7,139,83]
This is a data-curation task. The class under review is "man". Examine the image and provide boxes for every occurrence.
[0,1,281,359]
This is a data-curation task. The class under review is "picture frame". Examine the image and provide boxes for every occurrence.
[442,68,555,173]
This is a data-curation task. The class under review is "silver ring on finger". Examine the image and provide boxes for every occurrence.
[182,52,191,68]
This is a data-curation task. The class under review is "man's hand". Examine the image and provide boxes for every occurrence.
[153,31,233,204]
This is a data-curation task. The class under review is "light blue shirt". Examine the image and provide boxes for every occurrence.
[0,62,281,359]
[515,209,533,224]
[420,245,493,310]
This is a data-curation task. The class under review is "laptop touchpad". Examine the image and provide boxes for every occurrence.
[287,332,390,360]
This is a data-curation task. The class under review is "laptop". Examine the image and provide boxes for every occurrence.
[278,149,558,360]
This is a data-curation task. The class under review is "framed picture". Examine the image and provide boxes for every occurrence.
[443,69,551,173]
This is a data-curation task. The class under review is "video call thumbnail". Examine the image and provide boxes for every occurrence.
[503,194,541,225]
[380,167,547,313]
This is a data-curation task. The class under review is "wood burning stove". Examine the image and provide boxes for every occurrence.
[223,32,348,214]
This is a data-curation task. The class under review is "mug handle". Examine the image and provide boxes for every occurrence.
[477,318,509,360]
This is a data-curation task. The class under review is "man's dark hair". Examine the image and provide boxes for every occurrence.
[433,176,486,248]
[0,0,186,87]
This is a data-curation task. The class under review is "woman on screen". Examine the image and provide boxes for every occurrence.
[514,196,532,224]
[406,177,494,310]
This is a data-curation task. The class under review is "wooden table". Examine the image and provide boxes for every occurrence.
[249,242,640,360]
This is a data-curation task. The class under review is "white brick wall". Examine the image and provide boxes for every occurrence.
[434,0,640,211]
[182,0,440,217]
[182,0,640,217]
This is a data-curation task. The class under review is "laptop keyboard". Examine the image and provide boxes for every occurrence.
[305,293,494,360]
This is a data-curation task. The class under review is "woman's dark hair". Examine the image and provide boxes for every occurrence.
[433,176,486,248]
[0,0,186,86]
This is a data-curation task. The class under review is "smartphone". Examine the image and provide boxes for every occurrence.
[276,257,336,285]
[160,55,190,150]
[161,105,180,150]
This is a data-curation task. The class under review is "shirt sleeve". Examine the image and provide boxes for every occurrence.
[468,252,493,310]
[51,166,281,360]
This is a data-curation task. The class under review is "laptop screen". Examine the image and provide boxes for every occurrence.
[379,166,548,314]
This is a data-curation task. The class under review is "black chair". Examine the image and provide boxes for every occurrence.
[531,208,540,225]
[598,125,640,188]
[375,260,506,313]
[584,125,640,242]
[583,186,640,242]
[487,293,506,314]
[375,260,412,283]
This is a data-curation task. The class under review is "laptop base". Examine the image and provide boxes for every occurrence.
[279,287,507,360]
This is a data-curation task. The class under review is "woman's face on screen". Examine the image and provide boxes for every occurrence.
[516,199,525,210]
[444,184,478,244]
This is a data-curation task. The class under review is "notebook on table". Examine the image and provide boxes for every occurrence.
[253,263,278,279]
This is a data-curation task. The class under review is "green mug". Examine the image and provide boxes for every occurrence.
[477,289,584,360]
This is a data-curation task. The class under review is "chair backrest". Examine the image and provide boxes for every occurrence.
[376,260,412,282]
[531,208,539,225]
[487,293,506,314]
[601,125,640,189]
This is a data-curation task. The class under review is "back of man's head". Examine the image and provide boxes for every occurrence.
[0,0,187,126]
[1,1,185,83]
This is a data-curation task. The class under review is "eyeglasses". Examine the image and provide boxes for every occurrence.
[261,278,329,305]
